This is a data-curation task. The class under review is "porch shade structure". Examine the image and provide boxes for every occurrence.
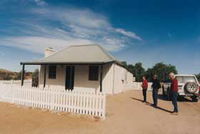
[20,44,125,91]
[21,64,25,86]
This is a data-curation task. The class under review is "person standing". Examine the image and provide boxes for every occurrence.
[169,72,179,114]
[141,76,148,102]
[151,75,161,107]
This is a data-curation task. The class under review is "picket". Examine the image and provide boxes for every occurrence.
[0,83,106,119]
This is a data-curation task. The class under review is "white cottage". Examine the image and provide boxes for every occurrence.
[21,44,134,94]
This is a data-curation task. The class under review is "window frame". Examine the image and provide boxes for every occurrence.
[88,65,99,81]
[48,65,57,79]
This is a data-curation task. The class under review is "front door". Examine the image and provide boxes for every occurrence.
[65,66,75,90]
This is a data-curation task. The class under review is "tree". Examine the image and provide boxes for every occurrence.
[145,62,177,82]
[121,61,178,82]
[127,64,135,73]
[121,61,128,68]
[128,62,145,82]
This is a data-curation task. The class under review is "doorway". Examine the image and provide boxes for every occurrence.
[65,66,75,90]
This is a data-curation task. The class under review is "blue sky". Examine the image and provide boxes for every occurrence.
[0,0,200,74]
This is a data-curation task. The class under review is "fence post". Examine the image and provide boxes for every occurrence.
[11,80,14,103]
[102,93,106,119]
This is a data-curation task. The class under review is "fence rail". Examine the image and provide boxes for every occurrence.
[0,80,31,84]
[0,84,106,119]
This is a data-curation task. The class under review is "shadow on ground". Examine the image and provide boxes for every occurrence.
[130,97,172,113]
[130,97,143,102]
[151,105,172,113]
[158,94,192,102]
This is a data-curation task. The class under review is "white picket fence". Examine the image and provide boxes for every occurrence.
[0,84,106,119]
[0,80,32,88]
[0,80,32,85]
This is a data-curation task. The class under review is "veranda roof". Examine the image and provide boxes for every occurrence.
[21,44,119,65]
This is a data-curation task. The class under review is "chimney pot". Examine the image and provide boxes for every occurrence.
[45,47,55,57]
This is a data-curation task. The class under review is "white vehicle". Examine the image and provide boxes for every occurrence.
[162,74,200,102]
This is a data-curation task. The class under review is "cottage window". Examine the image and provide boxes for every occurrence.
[48,65,56,79]
[89,66,99,81]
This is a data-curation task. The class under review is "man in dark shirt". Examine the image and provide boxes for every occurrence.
[169,72,179,114]
[151,75,161,107]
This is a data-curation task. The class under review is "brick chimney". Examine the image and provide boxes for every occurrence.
[44,47,55,57]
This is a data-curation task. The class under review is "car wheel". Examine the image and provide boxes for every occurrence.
[185,82,198,94]
[191,96,198,102]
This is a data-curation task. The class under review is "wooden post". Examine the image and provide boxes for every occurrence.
[43,65,47,88]
[21,64,25,86]
[100,65,103,92]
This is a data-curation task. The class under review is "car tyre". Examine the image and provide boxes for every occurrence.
[185,82,198,94]
[191,96,198,102]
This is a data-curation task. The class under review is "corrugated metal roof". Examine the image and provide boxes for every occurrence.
[21,44,119,65]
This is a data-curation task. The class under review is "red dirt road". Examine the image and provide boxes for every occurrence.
[0,90,199,134]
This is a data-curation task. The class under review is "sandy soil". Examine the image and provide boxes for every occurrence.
[0,90,199,134]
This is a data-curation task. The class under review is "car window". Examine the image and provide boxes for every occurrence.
[184,76,196,83]
[176,76,184,83]
[176,76,196,83]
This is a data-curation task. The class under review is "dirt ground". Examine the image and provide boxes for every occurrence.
[0,90,199,134]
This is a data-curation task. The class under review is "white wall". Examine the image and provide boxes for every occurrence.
[39,65,65,89]
[102,63,114,94]
[39,64,112,93]
[39,63,134,94]
[112,64,134,94]
[73,65,101,92]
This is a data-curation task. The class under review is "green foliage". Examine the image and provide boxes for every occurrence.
[124,62,178,82]
[121,61,128,68]
[127,62,145,82]
[145,62,178,82]
[127,64,135,73]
